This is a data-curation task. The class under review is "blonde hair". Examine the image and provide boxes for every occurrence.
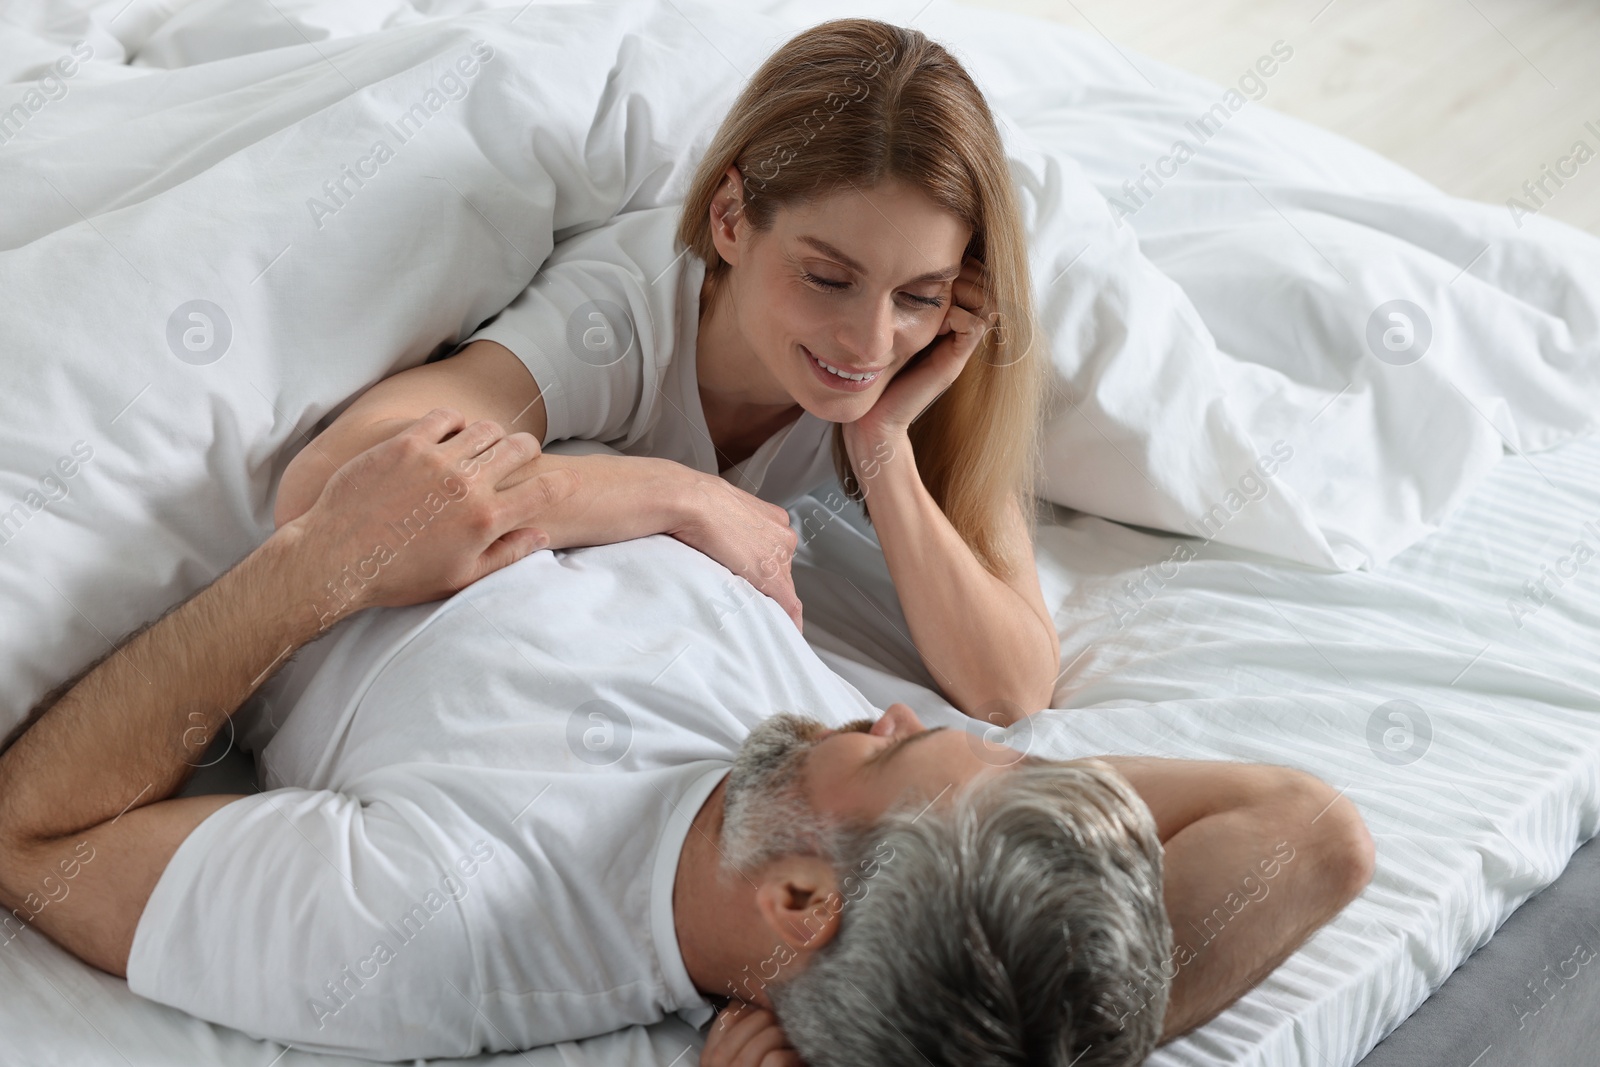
[676,18,1046,577]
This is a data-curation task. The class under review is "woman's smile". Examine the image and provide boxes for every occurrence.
[802,344,883,393]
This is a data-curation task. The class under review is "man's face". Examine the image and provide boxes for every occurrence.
[721,704,1003,872]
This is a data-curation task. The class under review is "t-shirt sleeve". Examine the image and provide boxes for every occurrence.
[125,789,492,1060]
[459,210,686,447]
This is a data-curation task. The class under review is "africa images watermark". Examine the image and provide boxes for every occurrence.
[742,39,897,207]
[0,440,96,550]
[1107,40,1296,226]
[307,838,497,1029]
[1512,933,1598,1034]
[0,40,94,145]
[306,435,508,630]
[306,40,495,231]
[1114,839,1298,1030]
[718,837,898,1026]
[1505,516,1600,630]
[1108,440,1295,629]
[0,839,96,950]
[1505,119,1600,230]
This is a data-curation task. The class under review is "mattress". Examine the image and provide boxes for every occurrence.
[4,430,1599,1066]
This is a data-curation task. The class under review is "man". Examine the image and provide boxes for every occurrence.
[0,411,1373,1066]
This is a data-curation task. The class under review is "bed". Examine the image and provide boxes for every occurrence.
[7,414,1600,1067]
[3,0,1599,1064]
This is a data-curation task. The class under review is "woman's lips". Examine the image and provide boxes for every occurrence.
[803,345,880,393]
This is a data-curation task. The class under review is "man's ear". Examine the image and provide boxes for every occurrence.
[753,854,844,952]
[708,165,746,266]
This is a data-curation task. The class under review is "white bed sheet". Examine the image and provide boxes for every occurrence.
[5,431,1599,1067]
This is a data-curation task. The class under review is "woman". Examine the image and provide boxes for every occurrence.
[274,18,1058,720]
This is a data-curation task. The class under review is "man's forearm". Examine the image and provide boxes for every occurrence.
[0,524,325,847]
[1095,758,1374,1044]
[1153,793,1371,1041]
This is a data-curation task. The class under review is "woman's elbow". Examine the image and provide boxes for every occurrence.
[273,447,327,529]
[1026,620,1061,713]
[958,673,1058,725]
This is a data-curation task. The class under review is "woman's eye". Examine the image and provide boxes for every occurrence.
[802,271,849,291]
[804,271,944,310]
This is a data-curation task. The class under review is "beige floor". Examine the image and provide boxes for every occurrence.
[951,0,1600,236]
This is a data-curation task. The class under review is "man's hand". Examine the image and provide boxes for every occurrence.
[289,407,581,614]
[701,1001,804,1067]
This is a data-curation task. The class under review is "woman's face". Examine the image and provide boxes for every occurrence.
[706,169,973,423]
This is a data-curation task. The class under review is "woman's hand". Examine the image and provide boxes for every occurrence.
[842,255,996,459]
[701,1001,805,1067]
[669,474,803,631]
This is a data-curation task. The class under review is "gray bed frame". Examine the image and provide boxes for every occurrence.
[1355,832,1600,1066]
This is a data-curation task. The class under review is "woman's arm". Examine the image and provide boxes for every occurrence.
[275,341,806,624]
[840,258,1059,719]
[848,429,1059,720]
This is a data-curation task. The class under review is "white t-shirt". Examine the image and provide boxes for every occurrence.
[126,535,879,1060]
[459,206,838,505]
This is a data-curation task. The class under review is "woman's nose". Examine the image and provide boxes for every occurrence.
[834,295,896,364]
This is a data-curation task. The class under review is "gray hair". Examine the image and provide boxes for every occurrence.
[720,712,843,873]
[771,757,1173,1066]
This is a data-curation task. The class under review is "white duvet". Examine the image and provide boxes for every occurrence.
[4,0,1600,1064]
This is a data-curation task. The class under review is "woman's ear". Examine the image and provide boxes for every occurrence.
[752,854,844,952]
[708,165,746,265]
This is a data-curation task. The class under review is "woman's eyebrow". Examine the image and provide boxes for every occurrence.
[797,235,962,285]
[865,726,949,769]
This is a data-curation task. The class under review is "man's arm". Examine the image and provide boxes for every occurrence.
[0,408,577,975]
[1099,756,1377,1043]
